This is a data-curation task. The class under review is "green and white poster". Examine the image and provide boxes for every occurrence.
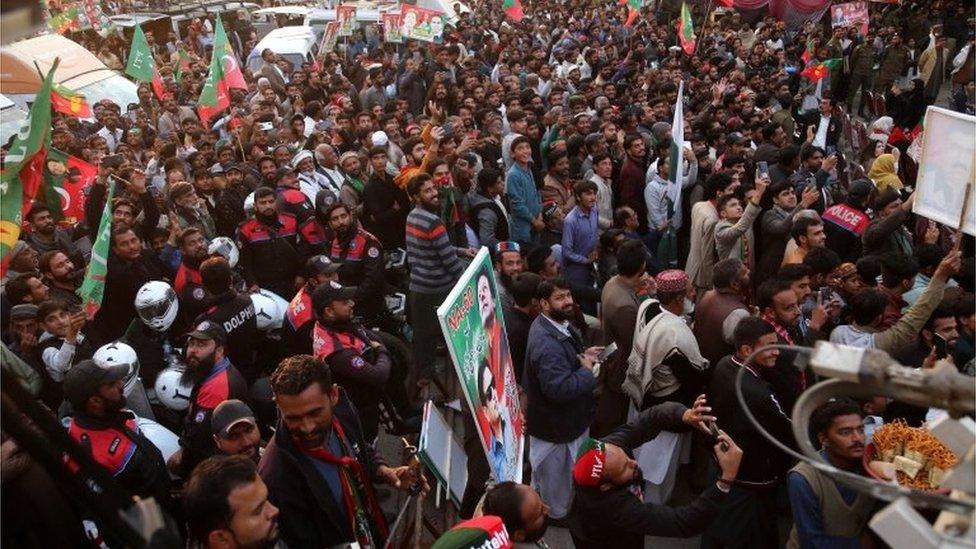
[437,248,524,482]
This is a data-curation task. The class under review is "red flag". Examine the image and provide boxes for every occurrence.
[61,155,97,222]
[152,66,166,100]
[51,84,92,118]
[716,0,734,6]
[801,58,842,83]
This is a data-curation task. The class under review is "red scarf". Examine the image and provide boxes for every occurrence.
[299,420,389,547]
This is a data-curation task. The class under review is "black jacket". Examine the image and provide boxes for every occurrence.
[568,402,727,549]
[90,251,171,347]
[362,173,409,250]
[708,356,795,485]
[237,213,302,300]
[84,181,160,243]
[195,291,260,381]
[329,227,387,323]
[258,389,385,549]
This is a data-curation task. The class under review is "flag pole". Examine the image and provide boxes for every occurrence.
[693,0,713,57]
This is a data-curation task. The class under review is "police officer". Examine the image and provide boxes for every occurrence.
[323,202,389,331]
[274,165,315,225]
[282,255,341,356]
[237,186,301,300]
[172,227,211,325]
[196,257,260,383]
[175,321,248,476]
[311,282,392,441]
[62,360,171,504]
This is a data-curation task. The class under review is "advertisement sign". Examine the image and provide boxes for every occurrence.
[830,2,869,34]
[382,12,403,43]
[437,248,524,483]
[913,106,976,236]
[337,4,357,37]
[399,4,446,43]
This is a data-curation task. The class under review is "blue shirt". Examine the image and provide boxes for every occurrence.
[787,454,862,549]
[506,163,541,243]
[561,205,599,267]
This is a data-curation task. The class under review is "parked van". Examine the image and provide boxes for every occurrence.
[252,7,313,39]
[245,26,319,74]
[0,33,139,113]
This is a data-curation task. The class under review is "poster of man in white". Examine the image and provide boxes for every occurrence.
[913,106,976,236]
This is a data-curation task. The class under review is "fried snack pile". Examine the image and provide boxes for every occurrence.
[869,420,958,490]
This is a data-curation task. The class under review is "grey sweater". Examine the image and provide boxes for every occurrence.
[405,206,466,294]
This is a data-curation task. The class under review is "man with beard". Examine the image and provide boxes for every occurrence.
[283,256,341,357]
[363,146,411,250]
[176,321,249,477]
[338,152,367,218]
[482,482,552,547]
[62,360,172,503]
[170,182,217,240]
[568,398,740,548]
[406,174,473,385]
[493,241,523,315]
[196,258,260,383]
[184,455,283,549]
[173,228,211,323]
[293,150,332,206]
[214,164,253,238]
[24,204,84,265]
[237,187,301,300]
[324,202,388,331]
[310,282,392,442]
[523,279,602,520]
[259,355,424,548]
[787,399,874,547]
[314,144,345,197]
[211,400,263,463]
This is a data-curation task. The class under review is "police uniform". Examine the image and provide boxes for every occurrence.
[237,212,302,300]
[179,323,249,475]
[174,260,210,324]
[328,227,388,328]
[195,291,260,382]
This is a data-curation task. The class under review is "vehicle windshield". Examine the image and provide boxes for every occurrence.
[77,74,140,108]
[0,105,29,144]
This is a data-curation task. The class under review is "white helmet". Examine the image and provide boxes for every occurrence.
[154,364,194,411]
[208,236,240,268]
[250,289,288,331]
[244,191,255,216]
[93,341,140,392]
[135,281,179,332]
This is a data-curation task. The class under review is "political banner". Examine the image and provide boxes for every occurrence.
[830,2,869,35]
[399,5,446,43]
[437,248,524,483]
[322,21,340,53]
[42,148,96,224]
[337,5,357,37]
[913,106,976,236]
[383,12,403,43]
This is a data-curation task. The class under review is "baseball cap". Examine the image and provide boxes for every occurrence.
[305,255,342,277]
[573,437,607,487]
[848,179,874,199]
[431,516,512,549]
[312,281,357,312]
[63,359,129,408]
[186,320,227,345]
[211,399,257,438]
[276,165,298,180]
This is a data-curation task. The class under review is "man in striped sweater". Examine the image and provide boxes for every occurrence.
[406,173,476,385]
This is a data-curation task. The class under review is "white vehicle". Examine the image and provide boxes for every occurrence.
[0,34,139,114]
[245,26,320,74]
[0,94,28,145]
[252,6,314,39]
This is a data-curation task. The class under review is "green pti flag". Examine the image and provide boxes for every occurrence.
[198,17,247,124]
[678,2,695,55]
[77,180,115,319]
[0,62,57,276]
[126,24,156,82]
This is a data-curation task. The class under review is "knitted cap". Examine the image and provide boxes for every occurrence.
[431,516,512,549]
[655,269,688,293]
[573,437,607,487]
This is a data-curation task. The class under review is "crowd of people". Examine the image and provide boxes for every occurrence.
[2,0,975,546]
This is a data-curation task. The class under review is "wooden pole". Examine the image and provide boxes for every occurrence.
[953,183,973,252]
[692,0,714,57]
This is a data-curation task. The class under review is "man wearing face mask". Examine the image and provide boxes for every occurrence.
[173,321,248,477]
[62,360,172,504]
[568,397,741,548]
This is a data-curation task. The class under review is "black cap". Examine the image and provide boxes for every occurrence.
[63,359,129,408]
[312,281,357,312]
[848,179,874,199]
[305,255,342,277]
[186,320,227,344]
[211,399,257,438]
[224,162,243,174]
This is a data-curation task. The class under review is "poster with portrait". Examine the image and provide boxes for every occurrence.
[382,12,403,43]
[913,106,976,236]
[830,2,869,35]
[322,21,340,53]
[437,248,524,483]
[336,4,357,37]
[399,4,446,43]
